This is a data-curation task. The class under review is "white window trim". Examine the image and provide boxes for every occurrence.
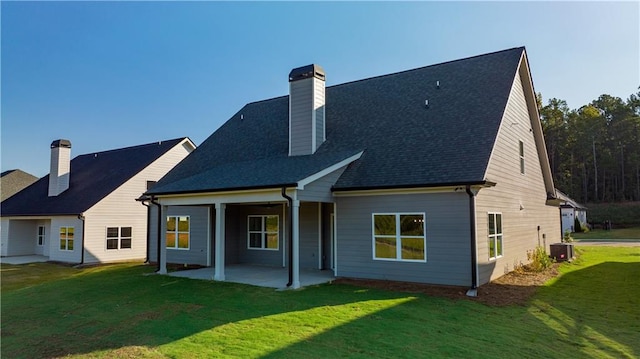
[105,226,133,251]
[166,216,190,250]
[59,226,74,251]
[519,140,525,175]
[371,212,427,263]
[488,212,503,260]
[247,215,279,251]
[37,226,45,246]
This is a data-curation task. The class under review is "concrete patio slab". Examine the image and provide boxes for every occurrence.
[168,264,335,289]
[0,255,49,265]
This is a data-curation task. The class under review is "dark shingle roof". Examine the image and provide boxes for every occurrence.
[150,47,525,195]
[1,138,188,216]
[0,169,38,202]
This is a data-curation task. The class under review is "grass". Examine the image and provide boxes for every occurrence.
[2,247,639,358]
[572,227,640,240]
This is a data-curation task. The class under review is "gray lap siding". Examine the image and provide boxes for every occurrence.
[148,206,209,266]
[335,192,472,286]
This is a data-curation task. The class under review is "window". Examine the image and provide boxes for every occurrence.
[166,216,189,250]
[488,213,503,259]
[519,140,525,174]
[373,213,426,262]
[37,226,45,246]
[248,215,279,250]
[106,227,132,250]
[59,227,74,251]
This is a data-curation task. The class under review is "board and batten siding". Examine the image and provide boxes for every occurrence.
[83,140,194,264]
[475,68,561,285]
[335,192,471,286]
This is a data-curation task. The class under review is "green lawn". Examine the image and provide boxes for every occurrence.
[2,247,639,358]
[572,227,640,240]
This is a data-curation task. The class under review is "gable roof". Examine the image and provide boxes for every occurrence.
[555,188,587,210]
[0,169,39,202]
[1,138,190,216]
[149,47,527,196]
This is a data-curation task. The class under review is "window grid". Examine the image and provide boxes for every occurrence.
[372,213,426,262]
[106,227,132,250]
[247,215,279,250]
[166,216,190,250]
[59,227,74,251]
[488,212,503,260]
[37,226,45,246]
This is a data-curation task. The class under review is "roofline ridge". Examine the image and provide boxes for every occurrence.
[74,137,188,158]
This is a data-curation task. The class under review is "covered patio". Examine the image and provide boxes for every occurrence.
[167,264,335,289]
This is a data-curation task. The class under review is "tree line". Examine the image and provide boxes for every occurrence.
[538,90,640,203]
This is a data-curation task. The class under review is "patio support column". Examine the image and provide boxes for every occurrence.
[158,205,168,274]
[291,199,301,289]
[214,202,226,281]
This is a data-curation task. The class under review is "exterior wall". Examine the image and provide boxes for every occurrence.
[5,219,38,256]
[232,204,286,267]
[561,207,575,234]
[48,216,83,263]
[83,140,193,264]
[335,192,471,286]
[298,166,347,202]
[1,218,9,256]
[298,202,322,270]
[476,70,561,285]
[148,205,209,266]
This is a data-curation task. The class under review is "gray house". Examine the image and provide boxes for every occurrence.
[145,47,561,293]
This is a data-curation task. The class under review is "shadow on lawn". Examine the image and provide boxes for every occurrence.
[261,261,640,359]
[0,264,415,358]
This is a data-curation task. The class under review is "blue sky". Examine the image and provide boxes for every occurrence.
[2,1,638,177]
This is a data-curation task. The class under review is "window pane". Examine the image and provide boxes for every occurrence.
[68,239,74,250]
[107,227,118,238]
[167,217,177,231]
[107,238,118,250]
[265,216,278,233]
[249,233,262,248]
[519,141,524,156]
[60,239,66,250]
[166,233,176,248]
[266,234,278,249]
[489,238,496,258]
[400,215,424,236]
[401,237,425,260]
[496,214,502,234]
[68,227,74,238]
[178,233,189,248]
[121,227,132,237]
[374,215,395,235]
[496,235,503,256]
[178,217,189,231]
[488,214,495,235]
[39,227,45,235]
[60,227,67,239]
[121,238,132,249]
[375,237,396,259]
[249,217,262,231]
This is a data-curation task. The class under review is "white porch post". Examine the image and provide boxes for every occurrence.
[158,205,168,274]
[291,199,301,289]
[214,202,226,281]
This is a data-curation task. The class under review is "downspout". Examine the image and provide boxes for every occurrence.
[465,185,478,297]
[281,187,293,287]
[141,201,151,263]
[150,196,162,273]
[77,214,86,265]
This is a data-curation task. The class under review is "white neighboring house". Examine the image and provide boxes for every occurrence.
[0,138,195,264]
[556,189,587,234]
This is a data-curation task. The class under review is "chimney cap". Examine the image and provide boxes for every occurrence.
[51,139,72,149]
[289,64,325,82]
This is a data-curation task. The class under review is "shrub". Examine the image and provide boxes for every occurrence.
[563,230,574,243]
[574,217,583,233]
[527,246,553,272]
